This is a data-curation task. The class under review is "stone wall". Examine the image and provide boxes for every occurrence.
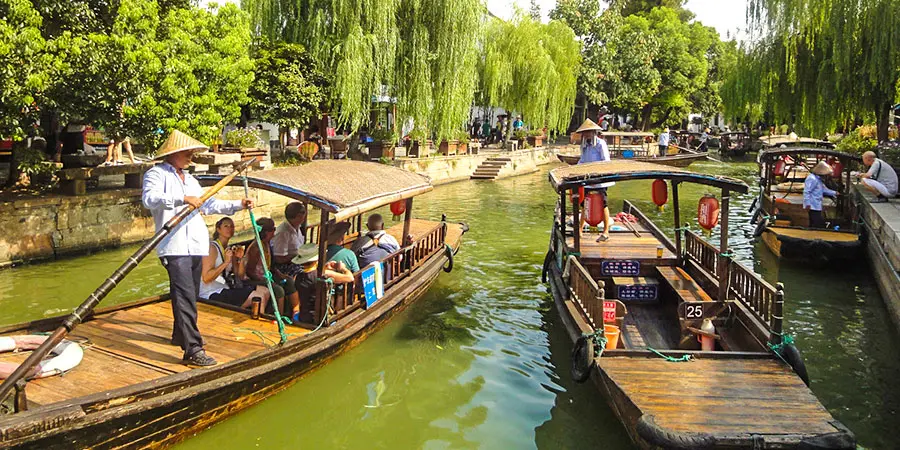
[855,186,900,329]
[392,147,556,185]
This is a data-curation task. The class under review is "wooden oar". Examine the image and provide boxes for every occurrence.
[0,157,257,409]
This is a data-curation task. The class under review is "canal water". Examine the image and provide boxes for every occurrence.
[0,159,896,448]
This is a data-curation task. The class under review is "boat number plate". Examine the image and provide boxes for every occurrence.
[678,301,730,321]
[617,284,658,301]
[601,260,640,276]
[603,301,617,322]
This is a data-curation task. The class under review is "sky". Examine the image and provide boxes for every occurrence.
[485,0,750,40]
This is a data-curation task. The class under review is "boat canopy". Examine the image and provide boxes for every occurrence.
[759,147,861,163]
[549,160,749,193]
[600,131,654,137]
[198,160,433,221]
[758,135,834,148]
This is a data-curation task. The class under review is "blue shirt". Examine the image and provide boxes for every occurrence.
[142,162,243,257]
[802,173,836,211]
[578,136,614,189]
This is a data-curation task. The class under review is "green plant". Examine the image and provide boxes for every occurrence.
[513,130,528,141]
[456,130,470,144]
[409,128,429,142]
[370,128,397,143]
[378,156,392,165]
[226,128,261,148]
[836,129,877,156]
[527,129,543,137]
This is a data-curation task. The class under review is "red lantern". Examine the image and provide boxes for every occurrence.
[773,158,786,177]
[698,194,720,231]
[829,157,843,178]
[584,191,606,227]
[651,179,668,211]
[570,186,585,204]
[390,200,406,221]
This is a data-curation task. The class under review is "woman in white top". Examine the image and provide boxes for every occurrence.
[200,217,271,313]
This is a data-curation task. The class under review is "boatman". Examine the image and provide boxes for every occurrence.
[658,127,670,156]
[142,130,252,367]
[803,161,837,228]
[859,151,898,202]
[576,119,614,241]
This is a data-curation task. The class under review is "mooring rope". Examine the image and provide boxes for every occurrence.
[766,334,796,365]
[243,175,289,344]
[646,347,692,362]
[584,328,608,358]
[312,278,335,332]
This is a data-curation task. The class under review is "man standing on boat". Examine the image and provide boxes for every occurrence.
[859,151,898,202]
[142,130,253,367]
[803,161,837,228]
[576,119,613,241]
[658,127,670,156]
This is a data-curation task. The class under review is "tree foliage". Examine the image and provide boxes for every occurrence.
[247,42,328,131]
[723,0,900,140]
[477,15,581,133]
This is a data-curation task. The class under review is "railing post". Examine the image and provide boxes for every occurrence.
[770,282,785,346]
[717,189,731,301]
[672,181,682,264]
[571,189,581,254]
[314,209,329,325]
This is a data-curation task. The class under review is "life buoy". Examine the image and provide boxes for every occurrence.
[442,244,454,273]
[0,335,84,379]
[570,335,595,383]
[541,250,553,283]
[782,343,810,387]
[753,217,769,238]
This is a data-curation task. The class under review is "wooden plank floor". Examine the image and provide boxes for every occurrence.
[1,301,310,406]
[566,231,677,261]
[600,357,840,436]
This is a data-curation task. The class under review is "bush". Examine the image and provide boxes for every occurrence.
[456,130,470,144]
[527,129,543,137]
[836,129,877,156]
[370,128,397,143]
[876,141,900,168]
[225,128,262,148]
[513,130,527,141]
[13,145,56,188]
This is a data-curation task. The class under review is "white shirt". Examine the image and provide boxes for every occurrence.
[272,221,305,257]
[142,162,243,257]
[867,158,899,195]
[199,242,230,299]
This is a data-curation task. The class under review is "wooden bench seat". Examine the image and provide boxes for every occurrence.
[656,266,712,303]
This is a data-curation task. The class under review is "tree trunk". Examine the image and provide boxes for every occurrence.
[876,102,891,143]
[640,104,653,131]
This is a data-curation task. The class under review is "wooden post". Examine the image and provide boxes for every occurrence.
[717,189,730,301]
[571,188,581,255]
[770,282,785,346]
[559,191,567,233]
[402,197,413,245]
[672,181,682,263]
[315,209,329,324]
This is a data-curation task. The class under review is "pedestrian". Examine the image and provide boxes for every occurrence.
[513,115,524,131]
[658,127,670,156]
[699,127,710,152]
[859,151,899,202]
[575,119,613,241]
[481,119,491,141]
[803,161,837,228]
[142,130,252,367]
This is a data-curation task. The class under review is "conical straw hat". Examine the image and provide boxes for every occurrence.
[575,119,602,133]
[154,130,208,159]
[812,161,833,176]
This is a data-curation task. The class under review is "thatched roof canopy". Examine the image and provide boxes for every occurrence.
[759,148,861,163]
[549,160,748,193]
[198,160,433,221]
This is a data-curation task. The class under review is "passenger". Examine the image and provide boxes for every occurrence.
[199,218,271,312]
[290,244,355,323]
[803,161,837,229]
[326,221,360,274]
[859,151,898,202]
[575,119,613,241]
[352,213,401,269]
[272,202,308,278]
[245,217,302,321]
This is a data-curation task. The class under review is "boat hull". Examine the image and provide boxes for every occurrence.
[0,237,459,449]
[761,226,861,264]
[557,153,707,167]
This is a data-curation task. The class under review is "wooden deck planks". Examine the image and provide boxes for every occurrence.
[656,266,713,303]
[567,232,677,261]
[599,357,839,436]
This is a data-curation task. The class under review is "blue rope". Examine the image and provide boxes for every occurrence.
[243,175,289,344]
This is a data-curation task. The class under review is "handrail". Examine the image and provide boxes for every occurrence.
[566,257,605,329]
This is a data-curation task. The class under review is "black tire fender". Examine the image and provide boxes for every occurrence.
[442,244,454,273]
[570,335,594,383]
[748,196,759,213]
[783,343,811,387]
[753,217,769,238]
[541,250,553,283]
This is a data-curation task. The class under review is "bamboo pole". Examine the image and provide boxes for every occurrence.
[0,157,257,409]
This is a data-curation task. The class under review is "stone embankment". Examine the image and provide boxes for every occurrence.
[855,186,900,330]
[0,147,559,267]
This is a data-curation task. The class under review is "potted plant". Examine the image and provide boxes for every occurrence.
[438,135,459,156]
[526,129,545,147]
[513,129,528,146]
[407,129,432,158]
[457,131,470,155]
[368,128,398,160]
[224,128,261,152]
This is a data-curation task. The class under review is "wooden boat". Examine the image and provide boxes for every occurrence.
[753,148,862,264]
[719,132,752,156]
[541,160,854,449]
[0,160,467,449]
[758,135,835,151]
[556,147,707,168]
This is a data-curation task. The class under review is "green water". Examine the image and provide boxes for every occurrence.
[0,159,896,448]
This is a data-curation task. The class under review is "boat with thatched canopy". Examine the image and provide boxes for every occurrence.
[557,131,707,168]
[0,160,466,449]
[753,148,862,264]
[541,160,854,449]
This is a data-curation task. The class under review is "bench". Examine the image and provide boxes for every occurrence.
[57,163,155,196]
[656,266,717,349]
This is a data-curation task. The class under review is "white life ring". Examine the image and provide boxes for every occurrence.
[0,335,84,379]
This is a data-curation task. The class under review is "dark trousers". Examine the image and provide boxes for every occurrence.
[808,209,826,228]
[161,256,204,358]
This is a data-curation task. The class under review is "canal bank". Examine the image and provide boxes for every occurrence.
[0,148,557,268]
[855,185,900,330]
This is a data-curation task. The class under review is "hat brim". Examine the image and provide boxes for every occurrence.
[153,146,206,160]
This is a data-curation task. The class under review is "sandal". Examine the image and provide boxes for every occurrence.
[596,234,609,242]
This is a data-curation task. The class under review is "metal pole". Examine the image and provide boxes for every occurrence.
[717,189,731,301]
[0,157,257,408]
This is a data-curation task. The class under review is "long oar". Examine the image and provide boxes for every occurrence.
[0,157,257,407]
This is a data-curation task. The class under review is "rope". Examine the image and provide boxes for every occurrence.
[243,175,289,344]
[312,278,335,332]
[720,251,734,258]
[767,334,795,365]
[232,327,306,347]
[646,347,692,362]
[584,328,608,358]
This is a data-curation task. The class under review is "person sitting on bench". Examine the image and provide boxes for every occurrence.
[351,214,401,270]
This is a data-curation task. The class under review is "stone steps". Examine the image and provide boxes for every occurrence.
[471,156,512,180]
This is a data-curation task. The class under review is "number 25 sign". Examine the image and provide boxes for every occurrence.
[603,301,617,322]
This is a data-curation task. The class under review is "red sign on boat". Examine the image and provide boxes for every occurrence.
[603,301,616,322]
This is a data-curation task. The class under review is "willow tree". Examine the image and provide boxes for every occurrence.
[725,0,900,140]
[477,15,580,134]
[242,0,481,140]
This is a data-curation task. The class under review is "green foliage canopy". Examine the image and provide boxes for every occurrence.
[247,42,328,131]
